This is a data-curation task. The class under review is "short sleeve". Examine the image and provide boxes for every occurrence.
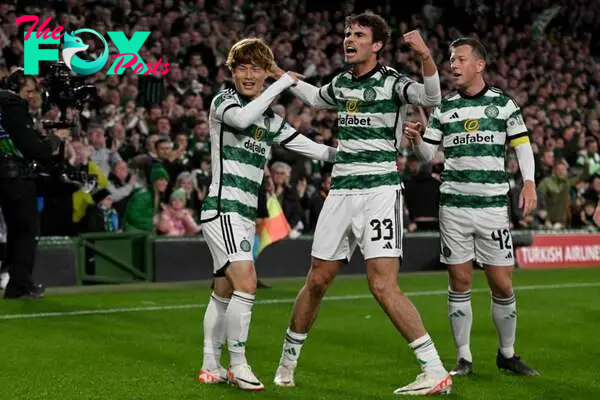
[212,91,241,121]
[423,106,443,144]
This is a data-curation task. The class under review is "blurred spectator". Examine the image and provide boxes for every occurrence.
[174,171,204,222]
[537,160,585,228]
[122,165,169,232]
[88,125,122,176]
[157,188,201,236]
[536,149,555,183]
[129,134,160,186]
[576,138,600,176]
[107,161,137,220]
[40,138,109,236]
[573,200,600,231]
[307,173,331,232]
[154,136,185,194]
[582,174,600,203]
[79,189,120,233]
[69,139,110,228]
[271,161,304,237]
[404,163,441,232]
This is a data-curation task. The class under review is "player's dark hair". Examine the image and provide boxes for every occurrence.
[450,37,487,62]
[345,12,391,56]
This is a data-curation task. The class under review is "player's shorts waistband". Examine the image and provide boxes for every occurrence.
[329,185,404,196]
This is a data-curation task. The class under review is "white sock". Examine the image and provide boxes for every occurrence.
[409,334,447,376]
[202,292,230,371]
[492,293,517,358]
[226,291,255,367]
[448,289,473,362]
[279,328,307,367]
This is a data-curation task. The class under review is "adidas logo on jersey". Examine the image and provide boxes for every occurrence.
[383,242,393,249]
[449,112,459,120]
[338,115,372,127]
[244,139,266,155]
[452,133,493,145]
[505,252,513,259]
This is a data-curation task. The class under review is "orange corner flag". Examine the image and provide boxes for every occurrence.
[254,194,291,258]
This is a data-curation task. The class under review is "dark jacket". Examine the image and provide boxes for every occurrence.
[276,184,303,229]
[0,90,62,164]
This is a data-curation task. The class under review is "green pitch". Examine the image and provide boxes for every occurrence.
[1,267,599,400]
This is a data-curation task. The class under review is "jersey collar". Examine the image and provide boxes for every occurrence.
[458,83,489,99]
[351,63,381,82]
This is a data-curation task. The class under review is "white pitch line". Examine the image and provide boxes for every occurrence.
[0,281,598,321]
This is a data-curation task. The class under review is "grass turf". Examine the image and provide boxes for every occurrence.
[0,267,599,400]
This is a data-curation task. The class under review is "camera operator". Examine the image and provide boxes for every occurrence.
[0,68,66,299]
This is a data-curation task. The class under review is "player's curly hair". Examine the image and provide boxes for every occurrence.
[345,12,391,56]
[226,38,274,71]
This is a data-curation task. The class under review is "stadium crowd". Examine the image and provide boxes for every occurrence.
[0,0,599,237]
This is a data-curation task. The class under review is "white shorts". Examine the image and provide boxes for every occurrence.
[311,188,403,261]
[439,206,514,266]
[201,214,255,276]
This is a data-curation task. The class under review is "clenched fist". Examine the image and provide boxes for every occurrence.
[403,30,432,59]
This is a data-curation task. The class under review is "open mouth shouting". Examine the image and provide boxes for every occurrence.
[345,46,358,59]
[242,81,257,91]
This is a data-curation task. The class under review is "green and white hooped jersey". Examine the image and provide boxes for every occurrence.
[319,64,417,194]
[423,86,529,208]
[201,89,298,222]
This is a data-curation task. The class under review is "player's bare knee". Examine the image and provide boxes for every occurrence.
[366,267,397,300]
[367,276,394,301]
[226,261,257,293]
[489,277,513,298]
[213,277,233,298]
[306,258,338,297]
[448,264,473,292]
[306,270,331,298]
[485,266,514,298]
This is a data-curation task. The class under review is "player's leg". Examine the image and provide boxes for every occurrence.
[440,206,476,376]
[199,276,232,384]
[200,215,264,390]
[476,209,538,376]
[198,217,234,384]
[274,257,343,386]
[359,189,451,395]
[0,206,8,291]
[274,194,350,387]
[0,242,8,291]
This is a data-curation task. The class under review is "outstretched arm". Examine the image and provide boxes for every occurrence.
[217,73,297,129]
[281,134,337,162]
[273,120,337,162]
[270,63,337,109]
[290,81,338,110]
